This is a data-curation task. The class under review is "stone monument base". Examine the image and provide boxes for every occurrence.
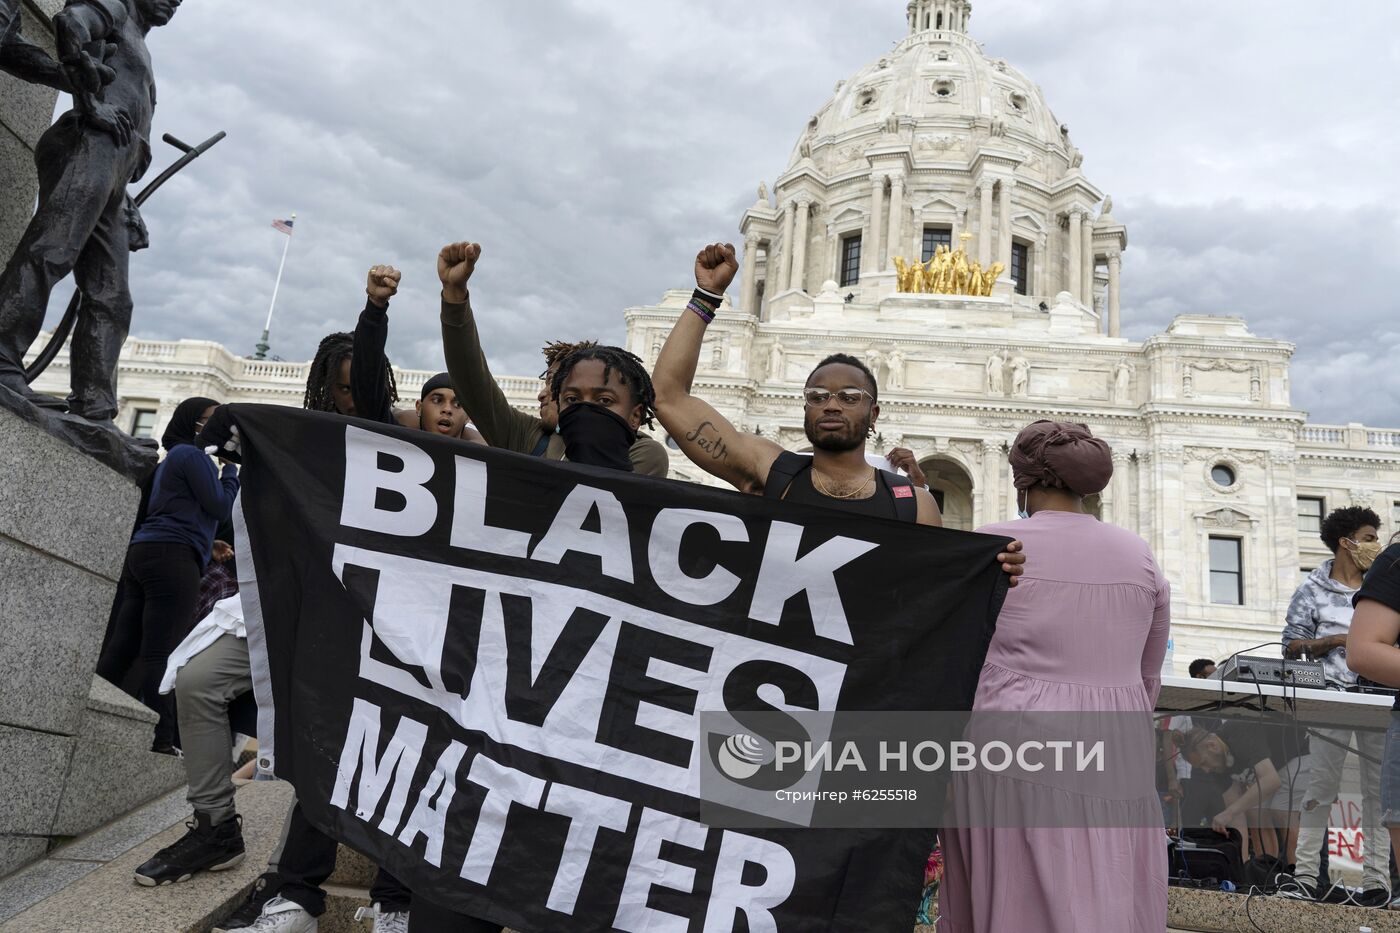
[0,386,157,483]
[0,407,174,877]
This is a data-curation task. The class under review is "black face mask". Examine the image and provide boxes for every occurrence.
[557,402,636,472]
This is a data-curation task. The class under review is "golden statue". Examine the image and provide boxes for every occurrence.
[891,232,1006,296]
[909,256,927,293]
[893,256,911,293]
[979,261,1006,296]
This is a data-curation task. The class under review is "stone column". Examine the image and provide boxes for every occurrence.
[1067,210,1083,299]
[977,183,994,267]
[865,176,886,275]
[997,180,1013,269]
[1081,221,1095,309]
[777,203,796,292]
[1107,250,1122,337]
[741,234,760,315]
[1107,450,1134,529]
[1034,233,1048,296]
[979,439,1005,527]
[886,175,905,267]
[790,198,811,293]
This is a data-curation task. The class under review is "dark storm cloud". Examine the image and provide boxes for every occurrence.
[37,0,1396,425]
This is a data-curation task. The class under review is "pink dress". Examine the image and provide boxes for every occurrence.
[938,511,1170,933]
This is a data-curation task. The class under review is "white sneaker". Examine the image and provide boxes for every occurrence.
[355,904,409,933]
[222,896,318,932]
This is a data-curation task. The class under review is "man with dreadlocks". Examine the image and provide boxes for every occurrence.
[436,241,669,475]
[302,331,364,416]
[407,246,665,933]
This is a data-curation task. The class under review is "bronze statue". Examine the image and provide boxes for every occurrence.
[0,0,204,479]
[0,0,180,422]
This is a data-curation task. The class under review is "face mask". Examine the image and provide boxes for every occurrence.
[1345,539,1384,572]
[557,402,636,472]
[1017,491,1030,520]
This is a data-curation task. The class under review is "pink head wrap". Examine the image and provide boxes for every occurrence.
[1009,420,1113,496]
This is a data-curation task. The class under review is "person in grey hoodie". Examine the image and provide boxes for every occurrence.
[1278,507,1388,903]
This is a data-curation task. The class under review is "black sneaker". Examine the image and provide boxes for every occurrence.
[134,812,244,886]
[215,873,279,932]
[1353,887,1391,908]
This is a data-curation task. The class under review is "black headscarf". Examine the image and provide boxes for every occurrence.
[161,397,218,452]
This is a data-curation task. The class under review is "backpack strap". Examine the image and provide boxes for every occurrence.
[883,470,919,523]
[763,451,811,500]
[529,432,551,458]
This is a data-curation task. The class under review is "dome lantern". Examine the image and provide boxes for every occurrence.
[906,0,972,35]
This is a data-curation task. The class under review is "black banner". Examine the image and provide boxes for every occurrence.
[230,405,1009,932]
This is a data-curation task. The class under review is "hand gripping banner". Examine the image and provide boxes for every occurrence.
[228,405,1009,932]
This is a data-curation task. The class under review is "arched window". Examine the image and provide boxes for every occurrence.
[936,11,943,29]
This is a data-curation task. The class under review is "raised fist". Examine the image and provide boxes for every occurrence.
[694,243,739,296]
[366,264,401,308]
[438,242,481,303]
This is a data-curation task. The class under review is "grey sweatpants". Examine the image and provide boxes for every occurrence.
[174,634,252,823]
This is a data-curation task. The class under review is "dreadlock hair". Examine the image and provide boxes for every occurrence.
[548,345,656,428]
[810,353,878,402]
[541,339,599,373]
[302,331,399,413]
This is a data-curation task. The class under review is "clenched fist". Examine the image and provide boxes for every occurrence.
[695,243,739,296]
[366,265,401,308]
[438,242,481,304]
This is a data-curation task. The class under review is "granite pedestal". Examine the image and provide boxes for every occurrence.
[0,407,159,877]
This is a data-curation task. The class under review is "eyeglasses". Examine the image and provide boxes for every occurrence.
[803,388,875,408]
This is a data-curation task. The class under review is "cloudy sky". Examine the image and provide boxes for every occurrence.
[39,0,1400,425]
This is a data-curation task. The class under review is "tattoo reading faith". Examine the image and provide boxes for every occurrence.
[686,421,729,461]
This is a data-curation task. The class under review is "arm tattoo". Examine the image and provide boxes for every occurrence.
[685,421,729,461]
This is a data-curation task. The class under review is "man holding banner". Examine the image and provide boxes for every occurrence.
[651,243,1024,578]
[221,386,1015,930]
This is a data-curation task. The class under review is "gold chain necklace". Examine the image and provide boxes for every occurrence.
[811,467,876,500]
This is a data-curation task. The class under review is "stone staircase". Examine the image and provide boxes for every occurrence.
[9,774,1385,932]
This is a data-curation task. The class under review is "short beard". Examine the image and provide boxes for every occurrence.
[805,423,867,453]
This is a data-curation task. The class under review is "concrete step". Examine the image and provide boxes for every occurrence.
[49,676,187,839]
[0,780,294,932]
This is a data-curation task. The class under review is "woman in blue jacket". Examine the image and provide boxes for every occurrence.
[97,397,239,754]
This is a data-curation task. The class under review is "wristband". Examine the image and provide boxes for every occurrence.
[687,289,719,324]
[695,285,726,304]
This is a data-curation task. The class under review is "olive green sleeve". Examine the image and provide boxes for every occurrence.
[628,434,671,478]
[440,295,544,455]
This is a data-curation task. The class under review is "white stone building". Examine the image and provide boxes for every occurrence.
[26,0,1400,672]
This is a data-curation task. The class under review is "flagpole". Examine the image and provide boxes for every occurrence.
[255,211,296,360]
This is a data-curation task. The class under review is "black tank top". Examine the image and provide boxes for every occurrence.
[779,465,900,520]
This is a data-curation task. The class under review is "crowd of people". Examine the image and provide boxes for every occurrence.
[88,240,1400,932]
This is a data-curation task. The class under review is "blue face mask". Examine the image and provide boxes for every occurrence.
[1017,492,1030,520]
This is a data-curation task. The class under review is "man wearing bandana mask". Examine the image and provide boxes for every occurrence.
[1278,506,1390,904]
[435,241,668,476]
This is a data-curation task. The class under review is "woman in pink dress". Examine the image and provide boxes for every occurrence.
[939,421,1170,933]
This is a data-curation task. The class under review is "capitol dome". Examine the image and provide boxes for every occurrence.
[738,0,1128,335]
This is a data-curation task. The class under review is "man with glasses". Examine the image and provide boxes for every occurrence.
[651,242,1022,573]
[434,242,668,475]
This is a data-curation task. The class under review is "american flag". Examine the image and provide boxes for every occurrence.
[271,218,295,236]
